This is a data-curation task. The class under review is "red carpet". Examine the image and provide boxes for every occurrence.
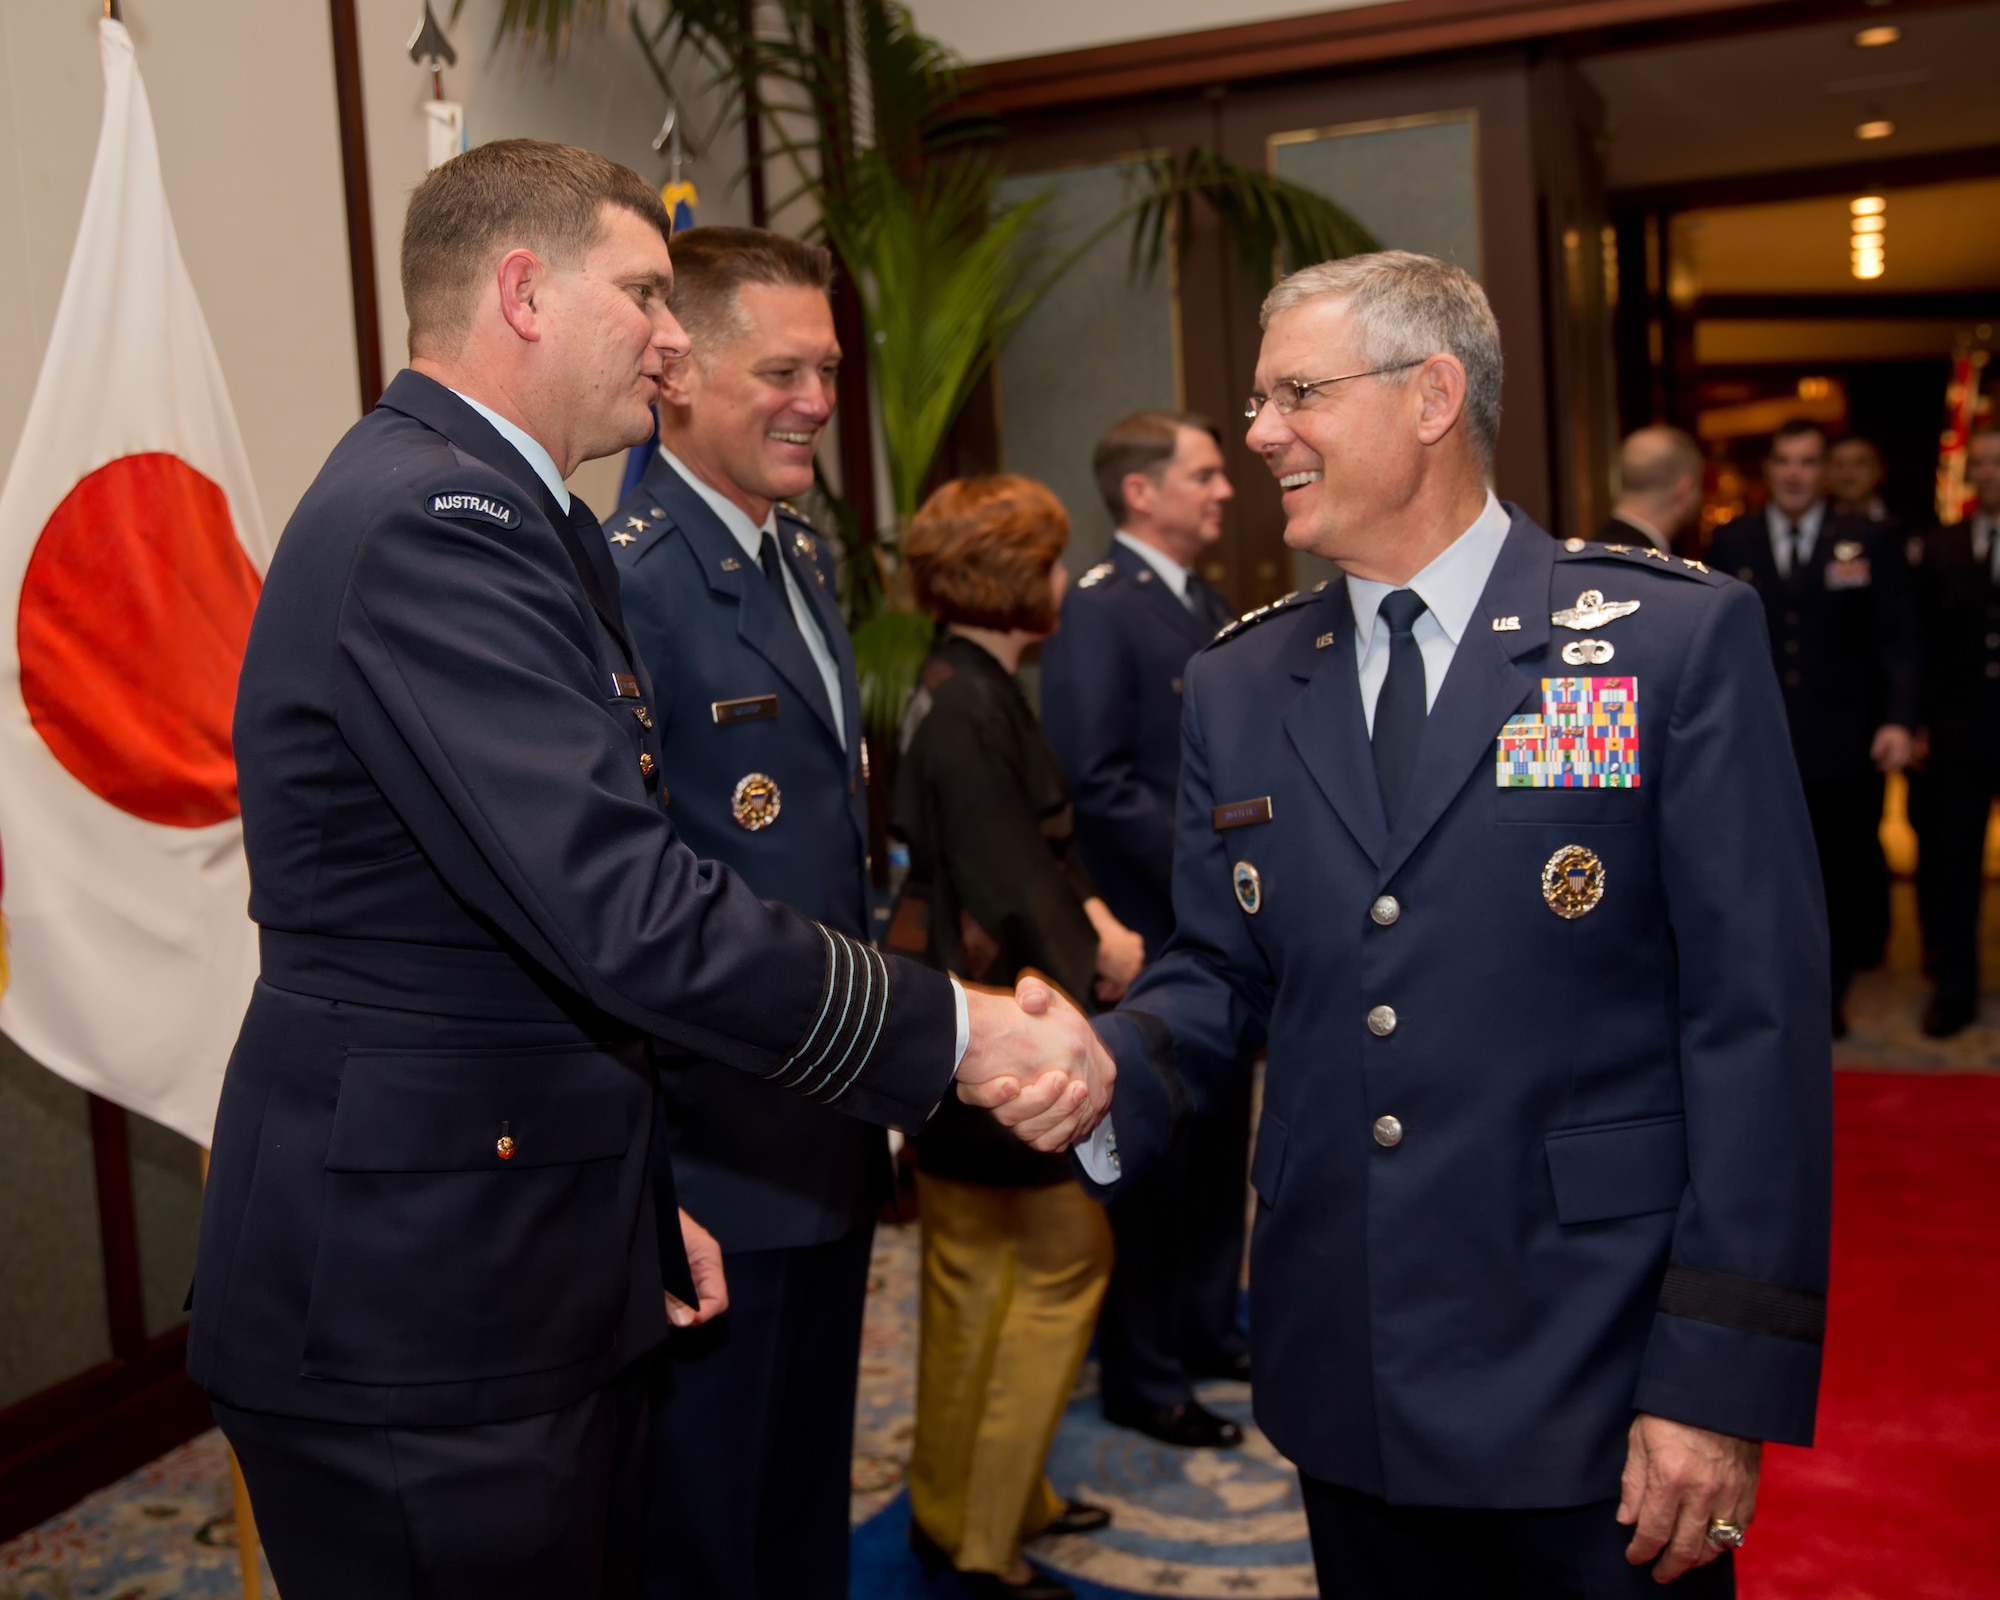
[1742,1071,2000,1600]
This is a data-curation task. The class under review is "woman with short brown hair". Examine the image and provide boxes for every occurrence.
[892,476,1142,1600]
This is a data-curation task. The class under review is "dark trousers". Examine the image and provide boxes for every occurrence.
[1802,771,1889,999]
[1301,1477,1735,1600]
[215,1367,650,1600]
[1914,765,2000,1008]
[640,1221,874,1600]
[1098,1068,1252,1412]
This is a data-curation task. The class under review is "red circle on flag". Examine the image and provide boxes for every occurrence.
[18,452,261,827]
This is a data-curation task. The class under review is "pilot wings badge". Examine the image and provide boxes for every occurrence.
[1551,589,1641,631]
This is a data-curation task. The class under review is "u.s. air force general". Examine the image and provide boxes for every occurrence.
[1072,251,1832,1598]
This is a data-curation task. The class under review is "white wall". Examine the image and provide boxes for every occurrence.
[354,0,751,512]
[0,0,360,538]
[907,0,1390,67]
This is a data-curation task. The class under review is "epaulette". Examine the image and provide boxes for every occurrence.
[605,501,670,552]
[1555,537,1728,585]
[774,504,833,586]
[1077,560,1116,589]
[776,500,818,532]
[1206,581,1329,648]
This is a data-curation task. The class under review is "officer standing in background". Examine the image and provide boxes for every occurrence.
[1910,428,2000,1036]
[1041,412,1251,1449]
[192,143,1111,1600]
[1709,419,1919,1034]
[1071,250,1831,1597]
[606,227,879,1600]
[1599,427,1703,557]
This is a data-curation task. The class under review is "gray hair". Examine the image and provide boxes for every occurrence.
[1261,251,1503,466]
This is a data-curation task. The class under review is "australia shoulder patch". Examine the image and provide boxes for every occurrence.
[427,490,521,529]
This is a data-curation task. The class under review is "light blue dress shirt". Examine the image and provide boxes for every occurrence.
[450,390,571,514]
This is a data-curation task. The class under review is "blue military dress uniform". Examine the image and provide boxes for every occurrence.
[190,371,956,1600]
[608,449,882,1600]
[1086,509,1831,1584]
[1041,539,1253,1424]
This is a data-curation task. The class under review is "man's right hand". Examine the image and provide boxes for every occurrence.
[956,974,1115,1152]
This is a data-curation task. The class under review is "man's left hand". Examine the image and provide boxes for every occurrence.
[1872,723,1915,772]
[666,1208,728,1329]
[1617,1414,1760,1583]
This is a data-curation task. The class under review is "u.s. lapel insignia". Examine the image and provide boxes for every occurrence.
[1552,589,1641,630]
[732,772,782,830]
[1541,844,1605,919]
[1492,616,1521,632]
[1560,638,1616,666]
[1315,631,1335,649]
[1232,860,1263,915]
[720,556,743,573]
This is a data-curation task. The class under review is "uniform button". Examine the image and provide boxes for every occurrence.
[1367,1004,1398,1037]
[1370,895,1401,927]
[1986,633,1999,649]
[1372,1115,1404,1148]
[1987,664,2000,680]
[1784,639,1800,655]
[638,752,656,777]
[1784,670,1802,686]
[1564,537,1586,552]
[1785,611,1801,625]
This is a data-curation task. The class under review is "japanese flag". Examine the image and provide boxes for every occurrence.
[0,18,271,1147]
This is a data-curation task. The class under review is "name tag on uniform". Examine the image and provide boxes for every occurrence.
[712,694,779,725]
[1212,796,1273,830]
[1496,677,1640,788]
[611,673,642,699]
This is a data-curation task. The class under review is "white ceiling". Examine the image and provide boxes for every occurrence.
[1582,2,2000,190]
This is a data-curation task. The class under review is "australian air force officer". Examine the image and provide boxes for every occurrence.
[189,140,1111,1600]
[1040,414,1252,1449]
[1071,252,1832,1597]
[604,226,878,1600]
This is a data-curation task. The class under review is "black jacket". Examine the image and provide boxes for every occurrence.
[1913,518,2000,771]
[892,632,1098,1186]
[1708,507,1920,781]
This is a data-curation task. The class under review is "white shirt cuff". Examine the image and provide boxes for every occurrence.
[1074,1116,1121,1183]
[949,976,969,1073]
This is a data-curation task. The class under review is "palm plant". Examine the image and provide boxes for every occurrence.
[484,0,1378,753]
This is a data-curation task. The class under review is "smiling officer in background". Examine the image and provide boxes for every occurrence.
[1072,251,1832,1597]
[604,227,883,1600]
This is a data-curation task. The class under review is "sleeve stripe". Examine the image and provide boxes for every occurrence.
[1658,1264,1826,1345]
[766,926,844,1088]
[812,942,890,1104]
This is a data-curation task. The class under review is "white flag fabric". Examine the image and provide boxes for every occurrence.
[0,19,271,1148]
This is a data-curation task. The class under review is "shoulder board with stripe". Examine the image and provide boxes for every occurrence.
[1077,560,1117,589]
[1206,582,1329,648]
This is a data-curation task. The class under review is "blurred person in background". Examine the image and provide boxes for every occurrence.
[1042,412,1252,1451]
[1909,429,2000,1036]
[890,475,1139,1600]
[1709,419,1919,1035]
[1600,426,1704,557]
[1827,435,1892,526]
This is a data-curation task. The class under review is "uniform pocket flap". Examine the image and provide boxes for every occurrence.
[1545,1114,1686,1224]
[1250,1111,1289,1203]
[326,1047,635,1172]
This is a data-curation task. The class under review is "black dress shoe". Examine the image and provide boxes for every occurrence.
[1188,1351,1252,1383]
[908,1521,1074,1598]
[1922,998,1976,1038]
[1043,1498,1112,1535]
[1102,1399,1243,1448]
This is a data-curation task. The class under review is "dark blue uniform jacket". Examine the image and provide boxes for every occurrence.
[1041,541,1229,955]
[1708,510,1919,781]
[189,372,955,1429]
[1088,512,1833,1508]
[608,452,883,1253]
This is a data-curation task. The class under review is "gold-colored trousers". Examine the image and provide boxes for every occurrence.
[907,1173,1114,1575]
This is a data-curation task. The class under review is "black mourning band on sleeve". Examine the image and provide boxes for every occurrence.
[765,926,889,1106]
[1658,1264,1826,1345]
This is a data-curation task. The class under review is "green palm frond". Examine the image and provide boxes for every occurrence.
[1129,147,1380,284]
[851,608,935,752]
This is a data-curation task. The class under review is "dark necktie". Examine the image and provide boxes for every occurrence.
[758,529,790,605]
[1784,522,1808,587]
[1187,573,1228,630]
[1372,589,1429,826]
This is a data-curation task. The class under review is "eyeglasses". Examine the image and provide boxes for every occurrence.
[1243,361,1425,419]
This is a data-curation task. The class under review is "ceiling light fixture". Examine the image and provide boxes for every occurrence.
[1856,118,1896,140]
[1855,25,1903,46]
[1850,195,1887,280]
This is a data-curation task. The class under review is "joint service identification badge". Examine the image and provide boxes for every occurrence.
[1542,844,1605,918]
[731,772,782,830]
[1497,677,1639,788]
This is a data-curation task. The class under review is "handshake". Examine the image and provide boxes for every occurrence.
[955,974,1116,1152]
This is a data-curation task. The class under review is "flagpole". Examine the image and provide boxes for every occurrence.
[103,1,122,20]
